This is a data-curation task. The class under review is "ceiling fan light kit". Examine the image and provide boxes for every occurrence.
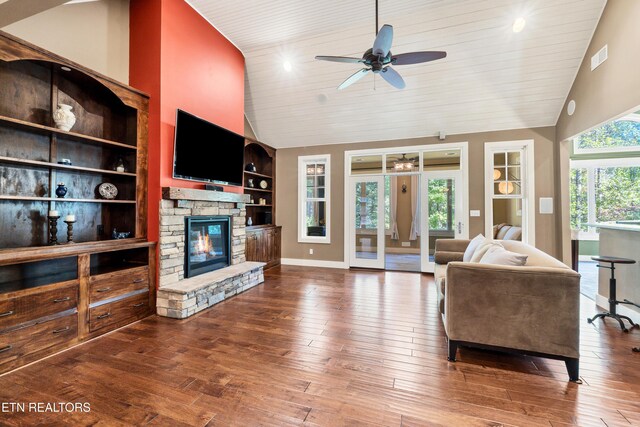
[315,0,447,90]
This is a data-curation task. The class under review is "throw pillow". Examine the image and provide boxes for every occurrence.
[470,241,503,263]
[479,246,528,266]
[463,234,487,262]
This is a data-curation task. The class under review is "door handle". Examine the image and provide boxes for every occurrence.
[97,312,112,319]
[53,297,71,303]
[457,222,462,234]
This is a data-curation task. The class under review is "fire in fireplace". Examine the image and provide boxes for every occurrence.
[184,216,231,278]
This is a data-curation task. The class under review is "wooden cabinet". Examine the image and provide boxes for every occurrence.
[0,30,155,375]
[0,241,156,374]
[246,225,281,269]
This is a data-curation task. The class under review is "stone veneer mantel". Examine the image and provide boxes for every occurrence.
[162,187,250,203]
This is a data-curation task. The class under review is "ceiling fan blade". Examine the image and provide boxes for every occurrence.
[380,66,405,89]
[315,56,364,64]
[392,51,447,65]
[372,24,393,57]
[338,68,371,90]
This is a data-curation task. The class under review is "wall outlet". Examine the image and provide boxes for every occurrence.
[470,210,481,217]
[401,242,410,247]
[97,224,104,236]
[309,248,313,255]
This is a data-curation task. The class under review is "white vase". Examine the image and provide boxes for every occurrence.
[53,103,76,131]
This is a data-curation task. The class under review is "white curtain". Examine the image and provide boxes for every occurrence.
[389,176,399,240]
[409,175,420,240]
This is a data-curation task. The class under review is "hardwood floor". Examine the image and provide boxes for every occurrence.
[2,265,640,426]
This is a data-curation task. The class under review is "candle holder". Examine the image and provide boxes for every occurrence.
[48,215,60,245]
[64,219,76,244]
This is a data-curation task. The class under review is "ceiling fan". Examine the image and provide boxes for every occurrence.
[315,0,447,90]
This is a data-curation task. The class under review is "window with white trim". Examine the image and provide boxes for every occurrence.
[298,155,330,243]
[484,140,535,245]
[573,114,640,155]
[570,159,640,238]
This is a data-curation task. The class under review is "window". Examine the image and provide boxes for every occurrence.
[484,140,535,244]
[570,160,640,238]
[573,114,640,154]
[298,155,330,243]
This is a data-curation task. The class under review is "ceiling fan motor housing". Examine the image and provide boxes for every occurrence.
[363,48,393,72]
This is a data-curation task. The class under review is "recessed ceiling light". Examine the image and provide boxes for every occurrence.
[283,61,292,72]
[61,66,71,72]
[512,17,526,33]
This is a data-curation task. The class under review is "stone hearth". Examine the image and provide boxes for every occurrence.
[156,187,265,318]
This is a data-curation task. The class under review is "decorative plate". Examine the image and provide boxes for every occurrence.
[259,179,268,189]
[98,182,118,199]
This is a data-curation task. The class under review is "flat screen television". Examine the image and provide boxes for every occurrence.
[173,109,244,186]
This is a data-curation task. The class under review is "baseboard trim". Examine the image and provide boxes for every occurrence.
[595,293,640,324]
[280,258,348,269]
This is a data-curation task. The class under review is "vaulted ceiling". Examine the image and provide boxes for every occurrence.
[188,0,606,148]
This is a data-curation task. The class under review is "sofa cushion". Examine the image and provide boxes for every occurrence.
[502,226,522,241]
[470,241,503,263]
[463,234,488,262]
[501,240,569,269]
[479,246,528,266]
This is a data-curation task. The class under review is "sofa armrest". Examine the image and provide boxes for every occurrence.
[434,239,470,259]
[434,251,464,265]
[445,262,580,359]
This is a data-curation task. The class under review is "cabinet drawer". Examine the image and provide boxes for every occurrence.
[0,283,78,329]
[89,266,149,304]
[89,292,149,333]
[0,314,77,374]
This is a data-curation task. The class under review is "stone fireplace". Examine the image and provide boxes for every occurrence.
[156,187,265,319]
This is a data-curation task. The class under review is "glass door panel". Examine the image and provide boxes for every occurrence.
[421,171,463,272]
[349,176,385,269]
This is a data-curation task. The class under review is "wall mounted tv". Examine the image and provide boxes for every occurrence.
[173,109,245,186]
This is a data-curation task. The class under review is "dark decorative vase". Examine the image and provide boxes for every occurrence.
[55,182,68,198]
[245,162,257,172]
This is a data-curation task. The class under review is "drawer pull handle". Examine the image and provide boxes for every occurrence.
[97,312,112,320]
[0,310,14,318]
[0,345,12,353]
[96,288,112,293]
[52,326,70,334]
[132,303,145,308]
[132,278,144,284]
[53,297,71,303]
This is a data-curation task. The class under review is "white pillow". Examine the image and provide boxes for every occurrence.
[470,241,503,263]
[479,246,528,266]
[463,234,488,262]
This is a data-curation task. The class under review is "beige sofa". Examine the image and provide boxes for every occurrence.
[434,239,581,382]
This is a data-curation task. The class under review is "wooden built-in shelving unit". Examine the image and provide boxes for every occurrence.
[0,30,155,375]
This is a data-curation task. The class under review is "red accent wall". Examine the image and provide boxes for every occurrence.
[129,0,245,243]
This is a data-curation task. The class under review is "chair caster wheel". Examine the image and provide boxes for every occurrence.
[624,329,629,333]
[587,319,593,324]
[633,347,640,353]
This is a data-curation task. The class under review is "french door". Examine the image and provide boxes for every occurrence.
[349,176,385,269]
[421,171,464,272]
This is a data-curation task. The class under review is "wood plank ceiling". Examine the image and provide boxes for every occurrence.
[187,0,606,148]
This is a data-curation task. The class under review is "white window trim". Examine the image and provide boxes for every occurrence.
[570,156,640,240]
[298,154,331,244]
[484,140,535,246]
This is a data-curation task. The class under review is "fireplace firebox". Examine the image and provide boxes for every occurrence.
[184,216,231,278]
